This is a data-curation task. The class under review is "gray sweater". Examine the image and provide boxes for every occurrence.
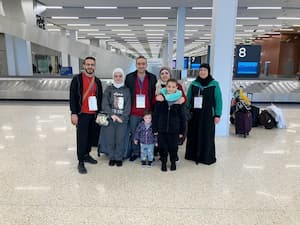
[102,85,131,123]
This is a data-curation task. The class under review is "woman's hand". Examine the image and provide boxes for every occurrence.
[111,115,118,122]
[155,94,164,102]
[214,117,220,124]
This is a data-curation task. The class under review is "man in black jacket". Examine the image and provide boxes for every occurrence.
[125,56,157,161]
[69,56,103,174]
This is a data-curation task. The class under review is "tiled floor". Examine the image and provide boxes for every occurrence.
[0,102,299,225]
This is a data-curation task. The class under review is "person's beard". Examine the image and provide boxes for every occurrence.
[85,68,94,75]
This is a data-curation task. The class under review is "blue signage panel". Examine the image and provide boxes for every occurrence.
[60,67,73,76]
[234,45,261,77]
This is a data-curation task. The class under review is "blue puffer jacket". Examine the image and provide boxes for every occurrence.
[134,121,157,145]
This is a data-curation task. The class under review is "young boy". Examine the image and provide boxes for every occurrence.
[134,110,157,166]
[153,79,186,172]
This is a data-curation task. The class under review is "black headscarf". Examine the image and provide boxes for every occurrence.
[197,63,213,86]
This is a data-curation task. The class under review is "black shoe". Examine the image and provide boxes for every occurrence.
[141,160,146,165]
[78,162,87,174]
[84,155,97,164]
[170,162,176,171]
[97,152,101,157]
[109,160,115,166]
[148,161,152,167]
[116,161,123,167]
[161,162,167,172]
[129,155,138,162]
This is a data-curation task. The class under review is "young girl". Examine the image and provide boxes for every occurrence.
[152,79,186,172]
[134,110,157,166]
[99,68,131,167]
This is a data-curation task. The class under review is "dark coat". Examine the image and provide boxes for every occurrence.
[69,73,103,115]
[152,101,186,135]
[185,79,222,165]
[125,70,157,109]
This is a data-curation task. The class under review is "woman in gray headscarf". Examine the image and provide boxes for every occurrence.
[98,68,131,167]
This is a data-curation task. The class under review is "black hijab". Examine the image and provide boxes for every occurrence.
[197,63,213,86]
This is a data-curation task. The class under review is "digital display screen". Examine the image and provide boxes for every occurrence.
[191,63,200,69]
[237,62,258,75]
[184,57,188,69]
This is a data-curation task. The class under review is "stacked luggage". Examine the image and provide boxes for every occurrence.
[230,87,286,136]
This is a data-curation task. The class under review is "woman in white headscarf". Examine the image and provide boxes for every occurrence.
[98,68,131,167]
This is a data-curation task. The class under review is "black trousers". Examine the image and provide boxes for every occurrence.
[158,133,178,163]
[77,113,99,162]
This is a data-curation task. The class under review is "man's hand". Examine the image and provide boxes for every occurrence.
[134,140,138,145]
[179,134,183,138]
[71,114,78,125]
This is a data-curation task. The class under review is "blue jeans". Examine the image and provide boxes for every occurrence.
[140,144,154,161]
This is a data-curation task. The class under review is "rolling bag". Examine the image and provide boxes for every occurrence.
[235,111,252,138]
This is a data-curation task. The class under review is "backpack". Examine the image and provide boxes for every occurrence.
[259,110,277,129]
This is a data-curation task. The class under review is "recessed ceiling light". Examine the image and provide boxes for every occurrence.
[186,17,212,20]
[192,7,213,9]
[78,29,99,32]
[277,17,300,20]
[146,33,164,36]
[67,24,90,26]
[52,17,79,19]
[138,7,171,9]
[84,6,117,9]
[96,17,124,19]
[279,28,294,31]
[143,24,167,27]
[94,36,111,39]
[105,24,128,27]
[145,29,165,32]
[185,24,205,27]
[45,6,63,9]
[117,33,135,36]
[236,24,243,27]
[185,30,198,32]
[247,6,282,10]
[111,29,132,32]
[258,24,282,27]
[141,17,168,20]
[87,33,105,36]
[120,36,136,39]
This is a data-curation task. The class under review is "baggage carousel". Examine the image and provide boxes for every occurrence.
[0,76,299,103]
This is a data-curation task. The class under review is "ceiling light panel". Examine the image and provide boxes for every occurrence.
[138,7,171,9]
[96,17,124,19]
[84,6,117,9]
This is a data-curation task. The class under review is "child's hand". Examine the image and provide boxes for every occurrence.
[154,132,158,135]
[155,143,158,147]
[176,97,185,104]
[179,134,183,138]
[111,115,118,122]
[134,140,138,145]
[155,94,164,102]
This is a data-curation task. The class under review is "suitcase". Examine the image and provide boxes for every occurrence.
[250,105,260,127]
[259,110,276,129]
[235,111,252,137]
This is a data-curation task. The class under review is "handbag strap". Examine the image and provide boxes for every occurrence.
[82,76,95,102]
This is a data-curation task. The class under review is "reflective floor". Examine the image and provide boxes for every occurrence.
[0,102,299,225]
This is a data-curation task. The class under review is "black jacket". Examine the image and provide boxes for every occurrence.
[125,70,157,109]
[69,73,103,115]
[152,101,186,135]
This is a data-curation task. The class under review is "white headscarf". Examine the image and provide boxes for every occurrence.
[112,68,125,88]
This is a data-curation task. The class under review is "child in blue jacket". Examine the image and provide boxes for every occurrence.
[134,110,158,166]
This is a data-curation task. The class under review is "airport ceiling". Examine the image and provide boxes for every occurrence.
[39,0,300,58]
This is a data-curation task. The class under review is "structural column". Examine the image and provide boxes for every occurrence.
[211,0,238,136]
[60,29,68,67]
[69,30,79,74]
[167,31,175,68]
[175,7,185,70]
[5,34,33,76]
